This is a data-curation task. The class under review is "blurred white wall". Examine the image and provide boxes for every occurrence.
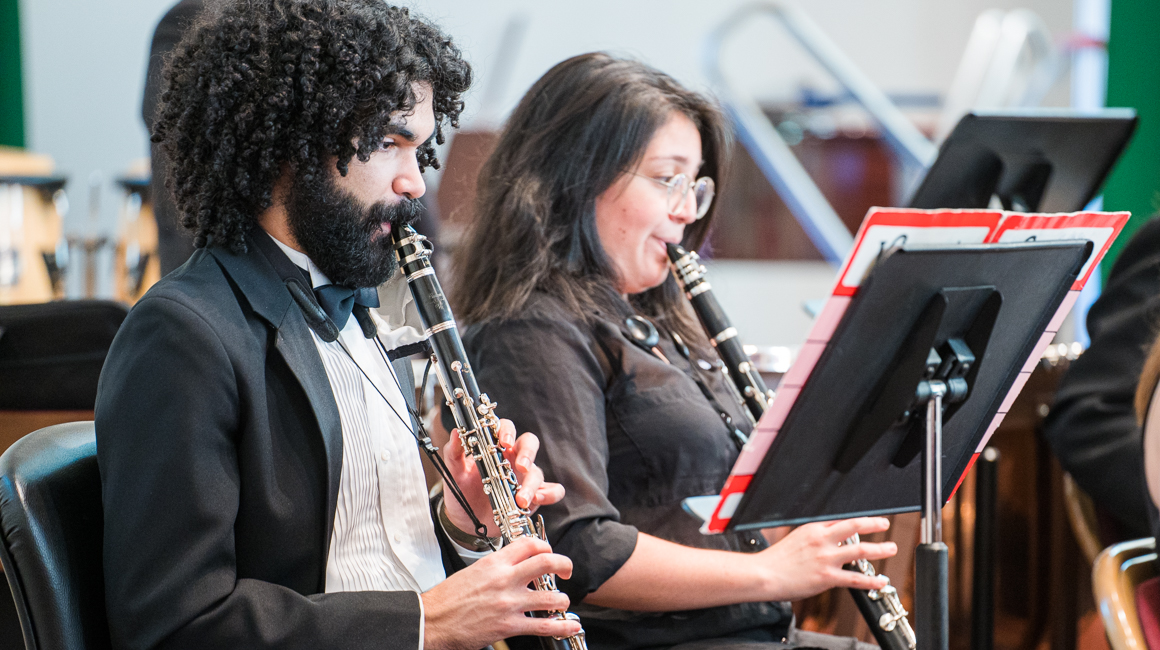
[411,0,1073,132]
[19,0,1075,267]
[705,260,837,346]
[21,0,174,235]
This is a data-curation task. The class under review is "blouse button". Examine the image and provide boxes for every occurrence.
[381,450,391,462]
[393,532,403,543]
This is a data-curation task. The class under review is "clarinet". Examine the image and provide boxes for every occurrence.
[393,225,587,650]
[666,243,916,650]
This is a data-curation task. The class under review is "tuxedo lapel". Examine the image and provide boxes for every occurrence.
[208,237,344,553]
[273,314,344,547]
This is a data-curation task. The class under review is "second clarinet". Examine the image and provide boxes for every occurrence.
[666,243,916,650]
[394,225,587,650]
[666,243,774,425]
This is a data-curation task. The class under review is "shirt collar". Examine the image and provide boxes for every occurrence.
[268,234,332,289]
[265,231,429,351]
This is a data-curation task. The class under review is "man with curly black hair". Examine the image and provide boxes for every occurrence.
[95,1,579,649]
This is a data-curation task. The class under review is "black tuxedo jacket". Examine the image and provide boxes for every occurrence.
[95,234,460,650]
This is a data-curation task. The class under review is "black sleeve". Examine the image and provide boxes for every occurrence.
[1043,216,1160,538]
[462,316,639,603]
[96,295,422,650]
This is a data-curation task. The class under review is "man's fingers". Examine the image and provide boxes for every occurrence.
[497,419,518,450]
[511,432,539,473]
[493,536,553,564]
[515,615,583,640]
[513,550,574,583]
[448,429,477,477]
[516,464,544,509]
[532,481,566,507]
[447,429,465,461]
[521,589,572,614]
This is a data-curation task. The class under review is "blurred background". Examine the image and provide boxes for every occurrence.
[2,0,1157,342]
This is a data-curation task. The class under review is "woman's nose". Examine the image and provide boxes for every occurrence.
[669,188,698,223]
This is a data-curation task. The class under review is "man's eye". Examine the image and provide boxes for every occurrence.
[380,139,396,150]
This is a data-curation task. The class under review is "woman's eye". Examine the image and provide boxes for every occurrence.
[380,139,396,151]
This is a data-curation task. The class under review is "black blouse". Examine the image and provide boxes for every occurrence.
[456,292,792,650]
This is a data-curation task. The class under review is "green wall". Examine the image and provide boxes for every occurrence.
[0,0,23,148]
[1102,0,1160,278]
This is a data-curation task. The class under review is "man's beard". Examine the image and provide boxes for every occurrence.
[285,171,422,288]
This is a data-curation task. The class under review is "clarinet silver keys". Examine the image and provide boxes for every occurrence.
[666,243,916,650]
[393,225,587,650]
[845,534,916,650]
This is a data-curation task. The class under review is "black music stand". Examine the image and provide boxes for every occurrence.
[720,240,1092,650]
[908,109,1136,212]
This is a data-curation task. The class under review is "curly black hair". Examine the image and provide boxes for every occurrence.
[152,0,472,251]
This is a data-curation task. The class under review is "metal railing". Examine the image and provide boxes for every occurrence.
[704,2,940,264]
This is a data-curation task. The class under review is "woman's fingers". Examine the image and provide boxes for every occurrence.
[836,541,898,564]
[823,516,891,543]
[831,568,890,591]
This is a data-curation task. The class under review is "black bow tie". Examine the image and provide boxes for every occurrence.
[313,284,381,330]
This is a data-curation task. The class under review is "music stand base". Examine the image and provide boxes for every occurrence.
[915,542,949,650]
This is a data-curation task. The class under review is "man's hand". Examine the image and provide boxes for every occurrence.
[442,419,565,537]
[422,537,581,650]
[753,517,898,602]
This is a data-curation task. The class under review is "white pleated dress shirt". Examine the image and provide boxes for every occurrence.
[271,236,488,648]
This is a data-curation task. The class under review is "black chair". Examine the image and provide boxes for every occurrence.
[0,301,128,410]
[0,421,110,650]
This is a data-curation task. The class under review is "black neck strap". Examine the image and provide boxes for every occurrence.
[250,229,376,342]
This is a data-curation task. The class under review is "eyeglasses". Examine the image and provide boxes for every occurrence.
[631,172,716,220]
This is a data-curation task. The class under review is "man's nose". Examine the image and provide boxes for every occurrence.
[394,155,426,200]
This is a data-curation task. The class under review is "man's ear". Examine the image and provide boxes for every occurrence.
[256,167,299,251]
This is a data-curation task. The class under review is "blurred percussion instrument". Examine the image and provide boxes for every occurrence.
[0,148,69,305]
[113,173,159,303]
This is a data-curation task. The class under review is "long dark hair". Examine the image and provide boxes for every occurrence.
[452,52,729,346]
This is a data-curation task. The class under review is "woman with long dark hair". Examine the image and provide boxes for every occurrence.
[449,53,894,650]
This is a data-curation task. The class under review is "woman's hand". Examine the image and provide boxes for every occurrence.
[585,519,898,611]
[442,419,565,537]
[753,517,898,602]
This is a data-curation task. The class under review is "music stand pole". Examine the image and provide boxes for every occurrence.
[917,381,950,650]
